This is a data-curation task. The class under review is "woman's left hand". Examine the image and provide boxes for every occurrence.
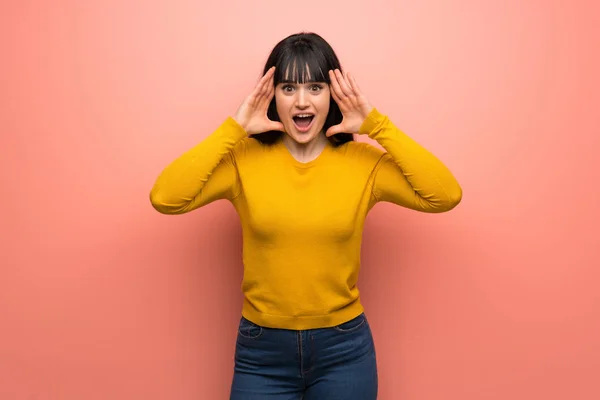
[325,69,374,137]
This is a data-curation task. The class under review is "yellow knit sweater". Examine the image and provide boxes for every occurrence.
[150,108,462,330]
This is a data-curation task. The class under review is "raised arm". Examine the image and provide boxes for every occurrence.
[326,68,462,213]
[362,109,462,212]
[149,120,247,214]
[150,66,285,214]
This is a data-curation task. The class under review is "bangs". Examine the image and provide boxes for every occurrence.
[273,46,330,84]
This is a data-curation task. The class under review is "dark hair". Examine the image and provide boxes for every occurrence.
[251,32,354,146]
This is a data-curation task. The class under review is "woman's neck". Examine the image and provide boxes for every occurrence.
[282,133,329,163]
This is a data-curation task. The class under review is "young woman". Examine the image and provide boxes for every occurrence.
[150,32,462,400]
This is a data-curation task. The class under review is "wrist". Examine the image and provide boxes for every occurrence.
[232,116,248,132]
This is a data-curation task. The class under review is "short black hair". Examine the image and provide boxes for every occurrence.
[252,32,354,146]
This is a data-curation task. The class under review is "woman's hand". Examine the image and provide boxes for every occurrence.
[325,69,374,137]
[233,66,285,136]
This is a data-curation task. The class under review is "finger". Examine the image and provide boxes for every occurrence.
[335,69,353,97]
[270,121,285,132]
[259,67,275,97]
[266,72,277,101]
[347,72,361,95]
[328,70,346,103]
[325,127,338,137]
[269,70,276,94]
[253,66,275,101]
[261,66,275,83]
[265,68,277,98]
[260,80,275,111]
[330,85,344,109]
[266,81,274,102]
[325,124,343,137]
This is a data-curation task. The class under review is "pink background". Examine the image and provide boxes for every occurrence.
[2,0,599,399]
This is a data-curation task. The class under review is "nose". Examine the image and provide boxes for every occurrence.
[295,87,309,109]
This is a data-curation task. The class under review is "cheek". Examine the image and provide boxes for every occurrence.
[274,94,290,119]
[318,96,331,116]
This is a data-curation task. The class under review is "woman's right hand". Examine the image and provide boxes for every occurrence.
[233,66,285,136]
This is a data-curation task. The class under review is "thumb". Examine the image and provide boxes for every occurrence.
[269,121,285,132]
[325,124,343,137]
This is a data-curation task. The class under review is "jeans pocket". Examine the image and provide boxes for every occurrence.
[238,316,264,339]
[333,313,367,333]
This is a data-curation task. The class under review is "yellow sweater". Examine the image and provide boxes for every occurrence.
[150,108,462,330]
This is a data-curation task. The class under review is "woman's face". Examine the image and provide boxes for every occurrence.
[274,68,331,145]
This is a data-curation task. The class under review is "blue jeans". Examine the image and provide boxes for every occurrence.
[230,312,378,399]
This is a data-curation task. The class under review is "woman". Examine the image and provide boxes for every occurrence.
[150,32,462,399]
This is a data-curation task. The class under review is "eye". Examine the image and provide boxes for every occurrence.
[281,84,294,92]
[310,84,323,92]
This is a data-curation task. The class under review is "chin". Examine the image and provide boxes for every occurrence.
[291,133,317,144]
[285,129,321,144]
[284,121,325,144]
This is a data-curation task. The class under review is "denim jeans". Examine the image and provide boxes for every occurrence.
[229,312,378,399]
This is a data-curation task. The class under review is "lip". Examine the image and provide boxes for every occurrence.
[292,116,314,133]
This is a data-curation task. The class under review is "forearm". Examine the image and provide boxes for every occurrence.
[149,117,247,214]
[361,108,462,212]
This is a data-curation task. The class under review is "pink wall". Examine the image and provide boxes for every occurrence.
[2,1,599,399]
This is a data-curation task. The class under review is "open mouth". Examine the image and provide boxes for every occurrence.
[292,114,315,133]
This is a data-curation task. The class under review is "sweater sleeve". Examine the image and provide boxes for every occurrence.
[360,108,463,213]
[149,117,248,214]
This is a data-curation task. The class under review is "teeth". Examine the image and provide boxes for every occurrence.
[295,114,313,118]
